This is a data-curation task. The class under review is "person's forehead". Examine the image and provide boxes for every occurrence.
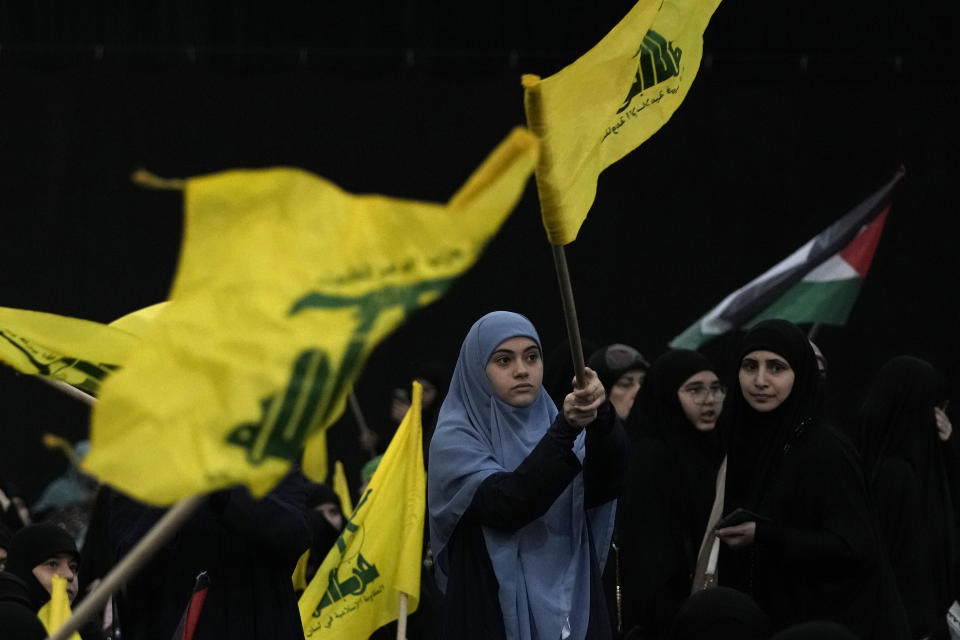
[741,349,787,362]
[491,336,538,352]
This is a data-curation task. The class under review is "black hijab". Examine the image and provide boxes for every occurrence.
[667,586,771,640]
[626,349,723,545]
[5,523,79,609]
[860,356,956,615]
[723,319,822,512]
[587,343,650,396]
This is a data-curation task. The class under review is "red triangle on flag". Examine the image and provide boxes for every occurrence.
[839,207,889,277]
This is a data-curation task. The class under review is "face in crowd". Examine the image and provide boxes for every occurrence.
[485,337,544,407]
[609,369,645,420]
[316,501,344,532]
[738,350,795,412]
[33,552,80,603]
[677,369,726,431]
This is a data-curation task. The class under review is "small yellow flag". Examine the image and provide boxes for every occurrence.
[0,306,138,394]
[332,460,354,516]
[37,575,81,640]
[299,382,425,638]
[523,0,722,245]
[83,128,538,505]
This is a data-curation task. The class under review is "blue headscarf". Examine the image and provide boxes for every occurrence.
[428,311,615,640]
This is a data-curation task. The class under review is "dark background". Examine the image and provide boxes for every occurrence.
[1,1,958,502]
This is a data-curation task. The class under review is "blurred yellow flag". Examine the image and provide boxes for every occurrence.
[37,575,81,640]
[332,460,354,516]
[300,382,425,638]
[0,306,138,395]
[0,302,168,396]
[83,128,538,505]
[523,0,722,245]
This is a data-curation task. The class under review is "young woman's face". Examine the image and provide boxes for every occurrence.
[609,369,645,419]
[738,350,795,412]
[32,552,79,603]
[676,370,725,431]
[485,336,543,407]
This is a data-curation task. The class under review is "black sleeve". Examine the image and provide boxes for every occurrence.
[583,401,630,509]
[464,413,583,532]
[212,467,313,561]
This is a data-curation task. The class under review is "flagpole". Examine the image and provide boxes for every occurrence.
[47,493,208,640]
[550,244,587,388]
[38,377,96,407]
[396,592,409,640]
[807,323,822,341]
[349,392,378,457]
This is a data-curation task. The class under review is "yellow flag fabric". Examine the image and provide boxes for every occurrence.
[332,460,354,516]
[523,0,722,245]
[37,575,81,640]
[83,128,538,505]
[108,301,168,338]
[299,382,425,638]
[0,306,139,394]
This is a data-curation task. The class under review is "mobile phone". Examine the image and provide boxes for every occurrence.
[715,507,765,529]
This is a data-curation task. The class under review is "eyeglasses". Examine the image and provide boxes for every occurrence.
[681,383,727,404]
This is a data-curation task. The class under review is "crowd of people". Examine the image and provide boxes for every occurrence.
[0,312,957,640]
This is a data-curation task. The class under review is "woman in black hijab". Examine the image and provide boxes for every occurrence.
[716,319,908,638]
[617,349,725,638]
[860,356,957,638]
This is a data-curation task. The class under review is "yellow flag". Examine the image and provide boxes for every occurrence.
[523,0,722,245]
[37,575,81,640]
[83,128,538,505]
[0,306,139,394]
[332,460,354,516]
[299,382,424,638]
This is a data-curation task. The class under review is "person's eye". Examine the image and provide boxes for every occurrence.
[770,361,788,372]
[740,361,756,371]
[527,352,540,362]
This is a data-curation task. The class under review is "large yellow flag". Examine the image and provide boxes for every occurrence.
[0,306,139,394]
[83,128,538,505]
[37,575,81,640]
[523,0,722,245]
[299,382,425,638]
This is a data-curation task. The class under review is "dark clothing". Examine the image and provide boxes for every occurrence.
[720,320,909,639]
[618,437,718,638]
[616,349,722,639]
[0,571,46,640]
[108,469,312,640]
[721,420,907,638]
[440,403,628,640]
[860,356,958,638]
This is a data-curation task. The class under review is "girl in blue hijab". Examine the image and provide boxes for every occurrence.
[428,311,628,640]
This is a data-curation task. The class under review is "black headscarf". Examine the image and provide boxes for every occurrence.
[768,620,860,639]
[587,343,650,396]
[666,586,771,640]
[627,349,723,536]
[723,319,822,513]
[5,522,79,609]
[860,356,956,624]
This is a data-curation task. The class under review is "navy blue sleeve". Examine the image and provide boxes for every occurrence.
[465,413,583,532]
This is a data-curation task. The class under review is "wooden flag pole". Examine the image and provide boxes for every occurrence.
[807,322,822,341]
[396,592,409,640]
[349,391,379,457]
[47,493,207,640]
[38,377,96,407]
[550,244,587,388]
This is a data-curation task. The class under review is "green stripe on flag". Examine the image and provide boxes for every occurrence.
[748,278,864,327]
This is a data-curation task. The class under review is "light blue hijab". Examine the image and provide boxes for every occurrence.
[428,311,616,640]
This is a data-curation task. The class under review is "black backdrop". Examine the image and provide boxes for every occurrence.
[1,1,958,501]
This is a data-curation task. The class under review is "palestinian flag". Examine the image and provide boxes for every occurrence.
[670,168,903,349]
[171,571,210,640]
